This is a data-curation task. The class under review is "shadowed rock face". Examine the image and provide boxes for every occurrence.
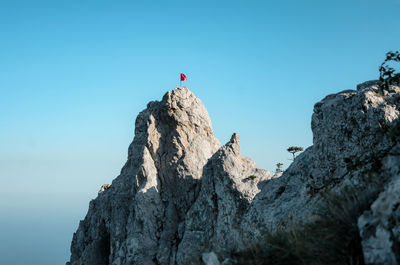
[176,133,272,264]
[68,83,400,265]
[357,142,400,265]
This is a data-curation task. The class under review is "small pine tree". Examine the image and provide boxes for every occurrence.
[276,162,283,174]
[287,146,303,160]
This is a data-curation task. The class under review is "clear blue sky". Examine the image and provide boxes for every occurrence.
[0,0,399,264]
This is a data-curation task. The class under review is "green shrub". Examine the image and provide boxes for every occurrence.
[379,50,400,91]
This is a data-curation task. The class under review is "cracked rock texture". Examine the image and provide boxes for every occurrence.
[242,83,400,237]
[68,87,221,265]
[68,83,400,265]
[358,142,400,265]
[176,133,272,264]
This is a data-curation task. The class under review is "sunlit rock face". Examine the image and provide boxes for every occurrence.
[68,87,221,265]
[311,82,400,185]
[241,83,398,230]
[67,83,400,265]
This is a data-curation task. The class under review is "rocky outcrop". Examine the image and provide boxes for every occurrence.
[176,133,272,264]
[241,83,400,236]
[311,81,399,185]
[68,82,400,265]
[98,184,111,195]
[68,87,221,265]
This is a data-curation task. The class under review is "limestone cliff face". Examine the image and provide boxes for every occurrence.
[176,133,272,264]
[243,82,400,232]
[68,83,400,265]
[68,87,221,265]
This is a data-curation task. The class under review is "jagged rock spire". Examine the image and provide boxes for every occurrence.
[68,87,221,265]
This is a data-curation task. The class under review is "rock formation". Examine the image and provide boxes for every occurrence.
[68,87,221,265]
[176,133,272,264]
[67,82,400,265]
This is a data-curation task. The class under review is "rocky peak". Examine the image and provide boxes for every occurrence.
[162,86,215,135]
[225,132,240,155]
[68,82,400,265]
[68,87,221,265]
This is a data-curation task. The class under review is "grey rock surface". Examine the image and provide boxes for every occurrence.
[241,146,315,236]
[68,87,220,265]
[240,82,400,258]
[176,133,272,264]
[68,83,400,265]
[358,143,400,265]
[202,252,220,265]
[311,83,400,185]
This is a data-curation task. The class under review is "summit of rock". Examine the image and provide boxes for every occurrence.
[68,87,221,265]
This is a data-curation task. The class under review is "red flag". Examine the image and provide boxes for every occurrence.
[180,73,187,81]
